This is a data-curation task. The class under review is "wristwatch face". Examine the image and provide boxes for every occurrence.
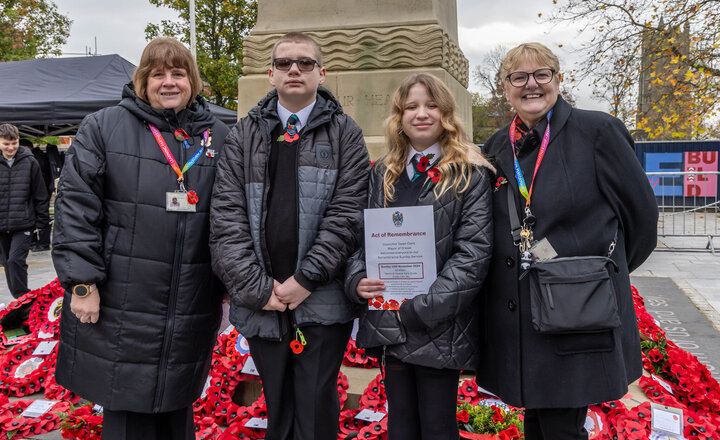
[73,284,90,297]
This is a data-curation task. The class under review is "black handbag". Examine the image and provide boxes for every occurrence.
[521,256,621,333]
[507,188,622,334]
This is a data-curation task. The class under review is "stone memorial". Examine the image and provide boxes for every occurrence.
[237,0,471,158]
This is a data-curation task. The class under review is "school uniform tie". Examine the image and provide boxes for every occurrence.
[410,153,427,182]
[284,114,299,142]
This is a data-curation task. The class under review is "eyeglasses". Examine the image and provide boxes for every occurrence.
[272,58,319,72]
[505,68,556,87]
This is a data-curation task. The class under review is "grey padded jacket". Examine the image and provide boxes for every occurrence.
[345,161,493,370]
[210,87,370,340]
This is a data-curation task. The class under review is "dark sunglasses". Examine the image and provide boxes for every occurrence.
[272,58,319,72]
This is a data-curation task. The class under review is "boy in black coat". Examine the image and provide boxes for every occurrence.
[210,33,370,440]
[0,124,49,298]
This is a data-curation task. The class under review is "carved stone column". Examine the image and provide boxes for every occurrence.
[237,0,470,159]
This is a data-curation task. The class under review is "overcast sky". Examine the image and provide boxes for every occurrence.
[52,0,603,110]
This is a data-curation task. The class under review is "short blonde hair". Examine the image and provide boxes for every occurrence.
[270,32,323,66]
[132,38,203,107]
[501,42,560,80]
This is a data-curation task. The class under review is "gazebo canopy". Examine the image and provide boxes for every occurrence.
[0,55,237,137]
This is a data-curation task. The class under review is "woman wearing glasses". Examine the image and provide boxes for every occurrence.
[476,42,657,439]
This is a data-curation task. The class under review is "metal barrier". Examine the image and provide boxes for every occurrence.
[646,171,720,254]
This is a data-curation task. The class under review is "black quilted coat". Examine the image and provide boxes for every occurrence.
[345,161,493,370]
[0,147,49,232]
[210,88,370,340]
[52,84,229,413]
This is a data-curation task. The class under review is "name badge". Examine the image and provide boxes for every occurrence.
[166,192,196,212]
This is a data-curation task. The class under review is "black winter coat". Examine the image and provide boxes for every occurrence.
[52,84,229,413]
[210,88,370,340]
[0,147,49,232]
[345,161,493,370]
[476,97,658,409]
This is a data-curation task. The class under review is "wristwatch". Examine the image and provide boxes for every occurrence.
[72,284,95,298]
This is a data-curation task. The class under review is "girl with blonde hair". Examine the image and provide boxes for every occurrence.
[345,73,494,439]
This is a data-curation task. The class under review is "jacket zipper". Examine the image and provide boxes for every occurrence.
[153,129,186,411]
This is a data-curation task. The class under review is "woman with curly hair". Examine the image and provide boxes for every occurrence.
[345,73,494,439]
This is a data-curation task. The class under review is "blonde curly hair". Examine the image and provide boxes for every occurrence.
[382,73,493,206]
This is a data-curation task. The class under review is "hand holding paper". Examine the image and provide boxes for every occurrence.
[356,278,385,299]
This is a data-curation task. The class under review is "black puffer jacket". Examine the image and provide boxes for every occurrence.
[52,84,229,413]
[0,147,49,232]
[345,161,493,370]
[210,88,370,340]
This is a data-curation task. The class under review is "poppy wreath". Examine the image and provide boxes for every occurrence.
[456,402,523,439]
[343,338,380,369]
[42,350,81,404]
[28,278,65,337]
[358,373,387,412]
[355,418,388,440]
[457,377,482,406]
[0,399,70,439]
[634,286,720,420]
[0,339,54,397]
[337,371,350,409]
[338,408,365,439]
[194,416,222,440]
[216,420,256,440]
[0,289,40,347]
[59,404,103,440]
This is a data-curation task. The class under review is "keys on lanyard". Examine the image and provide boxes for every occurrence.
[509,111,551,269]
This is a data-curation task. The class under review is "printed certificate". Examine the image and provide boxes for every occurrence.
[364,205,437,310]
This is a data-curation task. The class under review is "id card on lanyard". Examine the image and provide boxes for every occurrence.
[148,123,210,212]
[509,110,553,268]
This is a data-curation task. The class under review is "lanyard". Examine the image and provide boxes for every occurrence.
[148,123,210,186]
[509,109,553,209]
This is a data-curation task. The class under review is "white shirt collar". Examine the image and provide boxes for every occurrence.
[406,142,442,167]
[277,100,316,131]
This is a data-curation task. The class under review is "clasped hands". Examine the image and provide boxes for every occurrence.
[262,276,311,312]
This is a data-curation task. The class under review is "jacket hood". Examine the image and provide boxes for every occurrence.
[119,82,216,135]
[249,86,343,132]
[4,144,34,163]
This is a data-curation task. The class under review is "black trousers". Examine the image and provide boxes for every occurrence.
[31,223,51,250]
[0,230,32,298]
[524,406,589,440]
[247,322,352,440]
[384,356,460,440]
[101,406,194,440]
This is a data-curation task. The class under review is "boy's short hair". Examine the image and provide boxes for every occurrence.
[0,124,19,140]
[270,32,323,67]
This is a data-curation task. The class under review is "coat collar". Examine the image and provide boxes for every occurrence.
[492,96,572,193]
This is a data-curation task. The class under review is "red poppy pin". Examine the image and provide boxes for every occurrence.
[187,190,199,205]
[495,176,508,191]
[417,155,430,172]
[427,168,441,183]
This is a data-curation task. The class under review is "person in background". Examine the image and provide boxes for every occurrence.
[0,124,48,298]
[345,73,494,440]
[52,37,229,440]
[209,32,370,440]
[476,42,657,440]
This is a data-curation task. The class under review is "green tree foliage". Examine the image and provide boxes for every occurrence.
[145,0,257,109]
[547,0,720,139]
[0,0,71,61]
